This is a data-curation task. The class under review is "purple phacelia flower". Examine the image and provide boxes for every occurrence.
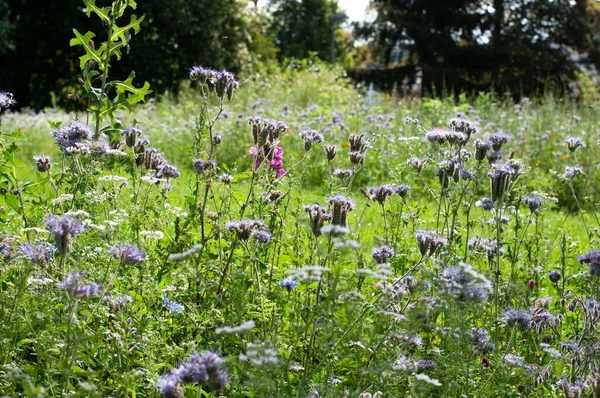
[57,273,101,298]
[18,241,54,267]
[109,244,146,265]
[578,250,600,276]
[372,245,395,264]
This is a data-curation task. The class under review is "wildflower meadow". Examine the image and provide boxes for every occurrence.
[1,1,600,397]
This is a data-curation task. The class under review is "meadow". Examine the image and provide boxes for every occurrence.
[2,11,600,396]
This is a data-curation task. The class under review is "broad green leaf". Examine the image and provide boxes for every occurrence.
[70,29,105,70]
[84,0,110,23]
[4,194,21,214]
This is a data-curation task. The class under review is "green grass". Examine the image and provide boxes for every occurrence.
[1,60,600,397]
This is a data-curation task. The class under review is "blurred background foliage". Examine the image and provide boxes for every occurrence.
[0,0,598,109]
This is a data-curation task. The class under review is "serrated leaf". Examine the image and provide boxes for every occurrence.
[111,15,145,46]
[84,0,110,23]
[70,29,105,70]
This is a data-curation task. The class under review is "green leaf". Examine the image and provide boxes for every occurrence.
[84,0,110,24]
[4,194,21,214]
[111,15,145,46]
[70,29,105,70]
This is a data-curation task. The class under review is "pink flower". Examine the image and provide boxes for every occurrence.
[277,168,286,178]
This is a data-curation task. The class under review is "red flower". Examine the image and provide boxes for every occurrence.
[481,357,491,367]
[528,279,536,290]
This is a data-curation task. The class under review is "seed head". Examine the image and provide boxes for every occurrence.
[564,136,585,153]
[328,195,354,228]
[303,203,331,237]
[121,126,142,148]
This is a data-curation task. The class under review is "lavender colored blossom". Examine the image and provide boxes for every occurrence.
[564,136,585,152]
[57,273,101,298]
[426,129,448,144]
[219,173,233,184]
[0,91,16,109]
[439,264,491,302]
[157,373,184,398]
[474,138,491,162]
[476,197,494,211]
[303,203,331,237]
[163,295,184,314]
[328,195,354,227]
[408,156,425,172]
[251,229,273,244]
[372,245,395,264]
[51,121,93,154]
[394,184,411,198]
[522,196,543,215]
[563,166,584,179]
[18,241,54,267]
[225,219,263,241]
[34,155,52,172]
[449,117,478,137]
[279,277,298,292]
[45,215,85,238]
[189,66,217,85]
[578,250,600,276]
[109,244,147,265]
[173,351,228,390]
[486,133,511,151]
[415,359,437,371]
[503,309,532,331]
[192,159,216,173]
[156,163,181,179]
[416,230,448,257]
[333,169,353,179]
[367,184,395,205]
[548,270,562,283]
[299,129,324,151]
[121,126,142,148]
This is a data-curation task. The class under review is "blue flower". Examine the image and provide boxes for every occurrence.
[279,278,298,292]
[163,295,184,315]
[109,244,147,265]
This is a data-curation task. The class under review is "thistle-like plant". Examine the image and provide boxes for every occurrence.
[71,0,151,141]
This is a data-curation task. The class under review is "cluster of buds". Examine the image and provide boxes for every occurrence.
[328,195,354,228]
[248,117,288,177]
[189,66,239,102]
[120,126,180,180]
[303,204,331,237]
[225,219,264,241]
[488,161,522,202]
[449,116,478,138]
[366,184,411,205]
[348,133,368,165]
[416,230,448,258]
[299,129,324,151]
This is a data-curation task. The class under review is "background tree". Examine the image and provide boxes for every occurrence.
[268,0,348,62]
[0,0,253,109]
[359,0,593,96]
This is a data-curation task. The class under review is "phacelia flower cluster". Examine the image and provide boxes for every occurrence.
[109,244,147,265]
[57,273,101,298]
[157,351,228,397]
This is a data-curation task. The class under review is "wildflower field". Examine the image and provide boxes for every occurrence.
[1,3,600,397]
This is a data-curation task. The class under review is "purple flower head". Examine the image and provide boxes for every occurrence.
[548,270,561,283]
[474,138,491,161]
[372,245,395,264]
[394,184,411,198]
[156,163,181,179]
[109,244,146,265]
[564,136,585,153]
[45,215,85,238]
[426,129,449,144]
[18,241,54,267]
[303,203,331,237]
[416,230,448,257]
[225,219,263,241]
[503,309,532,331]
[563,166,584,179]
[34,155,52,172]
[51,121,93,154]
[189,66,217,85]
[157,372,184,398]
[578,250,600,276]
[251,229,273,244]
[163,295,184,314]
[174,351,228,390]
[279,277,299,292]
[522,196,542,215]
[449,117,478,138]
[212,70,239,101]
[57,273,101,298]
[333,169,353,179]
[486,133,511,151]
[415,359,437,371]
[192,158,216,173]
[367,184,395,205]
[299,129,324,151]
[0,91,16,110]
[328,195,354,227]
[476,197,494,211]
[121,126,143,148]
